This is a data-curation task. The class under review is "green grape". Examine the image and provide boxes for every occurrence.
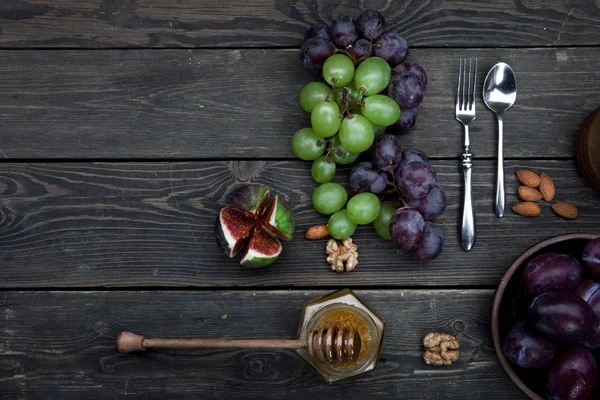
[373,204,396,239]
[338,114,375,153]
[291,128,326,160]
[354,105,385,135]
[300,82,332,113]
[311,101,342,138]
[361,95,401,126]
[354,57,391,96]
[330,136,360,164]
[346,193,381,224]
[328,209,357,240]
[323,54,355,88]
[311,156,336,183]
[312,182,348,215]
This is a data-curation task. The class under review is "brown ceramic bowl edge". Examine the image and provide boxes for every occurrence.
[491,233,600,400]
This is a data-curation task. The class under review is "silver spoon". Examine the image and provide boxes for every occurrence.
[483,63,517,218]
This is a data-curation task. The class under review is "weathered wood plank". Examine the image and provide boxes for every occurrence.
[0,48,598,159]
[0,290,527,399]
[0,0,598,48]
[0,160,597,288]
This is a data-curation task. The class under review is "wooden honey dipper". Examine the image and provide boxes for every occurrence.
[117,326,361,365]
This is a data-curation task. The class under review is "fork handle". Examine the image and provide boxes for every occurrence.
[461,152,476,251]
[495,115,505,217]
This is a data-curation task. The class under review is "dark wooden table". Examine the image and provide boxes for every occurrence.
[0,1,599,399]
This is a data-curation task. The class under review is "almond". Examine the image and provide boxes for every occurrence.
[512,202,541,216]
[539,173,556,201]
[305,224,329,240]
[518,186,543,201]
[551,202,578,219]
[516,170,541,188]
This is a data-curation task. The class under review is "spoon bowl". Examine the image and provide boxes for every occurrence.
[483,63,517,112]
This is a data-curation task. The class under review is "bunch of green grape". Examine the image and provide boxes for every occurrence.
[292,55,399,184]
[291,54,403,240]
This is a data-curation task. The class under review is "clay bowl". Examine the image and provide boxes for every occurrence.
[577,107,600,191]
[491,233,600,400]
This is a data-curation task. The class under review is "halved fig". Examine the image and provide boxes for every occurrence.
[215,184,295,267]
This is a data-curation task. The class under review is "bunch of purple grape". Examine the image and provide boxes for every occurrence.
[349,134,447,262]
[502,238,600,400]
[300,9,427,134]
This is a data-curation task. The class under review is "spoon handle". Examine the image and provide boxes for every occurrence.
[461,149,475,251]
[496,116,505,217]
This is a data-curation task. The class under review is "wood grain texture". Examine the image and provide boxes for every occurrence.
[0,160,598,288]
[0,290,527,399]
[0,47,598,159]
[0,0,598,48]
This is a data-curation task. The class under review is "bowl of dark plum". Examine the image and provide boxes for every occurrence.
[492,234,600,400]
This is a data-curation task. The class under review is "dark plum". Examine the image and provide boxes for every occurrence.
[389,107,417,135]
[374,32,408,67]
[369,134,402,172]
[348,161,388,195]
[328,16,358,47]
[547,345,597,400]
[356,10,385,39]
[300,38,336,70]
[389,207,425,251]
[408,185,446,221]
[502,321,557,369]
[388,73,425,108]
[410,222,443,261]
[393,62,427,90]
[575,280,600,349]
[583,238,600,278]
[397,148,428,172]
[395,161,436,199]
[351,39,372,59]
[528,291,598,342]
[304,25,331,41]
[521,252,583,295]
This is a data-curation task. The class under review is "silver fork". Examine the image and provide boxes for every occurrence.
[456,58,477,251]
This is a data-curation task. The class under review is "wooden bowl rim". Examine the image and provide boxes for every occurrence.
[491,233,600,400]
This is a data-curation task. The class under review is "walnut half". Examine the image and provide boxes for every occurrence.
[326,238,358,272]
[422,332,460,366]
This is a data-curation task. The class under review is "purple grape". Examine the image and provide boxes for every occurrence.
[583,238,600,279]
[328,16,358,47]
[351,39,372,59]
[547,345,597,400]
[397,148,428,172]
[528,291,598,342]
[389,207,425,251]
[389,107,417,135]
[300,38,336,70]
[502,321,557,369]
[408,185,446,220]
[410,222,443,261]
[348,161,388,195]
[388,73,425,108]
[356,10,385,40]
[304,25,331,41]
[521,252,583,295]
[575,280,600,349]
[374,32,408,67]
[393,62,427,90]
[369,134,402,172]
[395,161,436,199]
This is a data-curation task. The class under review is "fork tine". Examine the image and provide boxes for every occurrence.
[467,59,472,110]
[471,59,478,109]
[456,59,462,110]
[462,58,467,110]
